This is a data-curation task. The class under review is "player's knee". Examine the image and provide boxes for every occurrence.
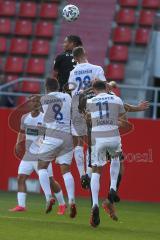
[119,154,124,175]
[120,163,124,175]
[92,166,102,174]
[50,178,61,193]
[18,174,27,184]
[78,136,85,146]
[38,160,49,170]
[60,164,70,175]
[49,177,54,185]
[73,136,84,147]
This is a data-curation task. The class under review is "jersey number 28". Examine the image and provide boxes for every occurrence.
[76,75,91,91]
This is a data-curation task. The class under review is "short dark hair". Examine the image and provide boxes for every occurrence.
[67,35,83,47]
[45,77,59,92]
[72,46,85,59]
[92,80,106,90]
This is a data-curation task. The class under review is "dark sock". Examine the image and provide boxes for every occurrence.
[116,173,122,190]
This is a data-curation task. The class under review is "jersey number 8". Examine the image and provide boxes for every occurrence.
[52,104,63,121]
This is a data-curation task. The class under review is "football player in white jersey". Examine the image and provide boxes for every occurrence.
[86,80,128,227]
[68,46,106,186]
[101,82,149,221]
[79,81,149,221]
[9,96,66,215]
[37,78,76,218]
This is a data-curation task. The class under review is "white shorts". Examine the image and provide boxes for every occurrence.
[91,136,121,167]
[18,160,53,177]
[71,120,87,136]
[117,143,122,152]
[38,136,73,165]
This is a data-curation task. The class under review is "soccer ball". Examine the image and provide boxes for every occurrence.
[62,4,80,22]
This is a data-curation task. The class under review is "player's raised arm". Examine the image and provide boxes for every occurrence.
[117,99,133,134]
[124,101,150,112]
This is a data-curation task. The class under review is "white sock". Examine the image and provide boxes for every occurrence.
[74,146,85,177]
[54,190,65,205]
[17,192,27,207]
[110,156,120,191]
[63,172,75,204]
[38,169,52,201]
[86,149,92,178]
[91,173,100,207]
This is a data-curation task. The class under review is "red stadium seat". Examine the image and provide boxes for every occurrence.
[52,0,61,1]
[119,0,138,8]
[0,57,3,71]
[15,20,33,36]
[135,28,150,44]
[26,58,45,74]
[139,10,155,26]
[21,81,41,93]
[106,64,125,81]
[113,27,132,44]
[116,9,136,25]
[0,37,7,53]
[5,57,24,73]
[31,39,50,55]
[40,3,58,19]
[6,74,18,82]
[0,0,16,17]
[10,38,29,54]
[142,0,160,9]
[0,18,11,35]
[109,45,128,62]
[19,2,37,18]
[35,21,54,38]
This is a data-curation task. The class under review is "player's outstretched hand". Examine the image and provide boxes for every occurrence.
[138,101,150,111]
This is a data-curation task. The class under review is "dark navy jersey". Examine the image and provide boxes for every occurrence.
[53,50,76,91]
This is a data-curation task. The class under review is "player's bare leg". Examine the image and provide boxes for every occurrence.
[38,160,55,214]
[60,164,76,218]
[49,177,67,215]
[9,174,28,212]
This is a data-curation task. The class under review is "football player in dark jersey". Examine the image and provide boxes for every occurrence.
[53,35,83,91]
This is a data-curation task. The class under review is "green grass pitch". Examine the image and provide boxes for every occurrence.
[0,191,160,240]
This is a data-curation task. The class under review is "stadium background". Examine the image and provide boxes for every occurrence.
[0,0,160,203]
